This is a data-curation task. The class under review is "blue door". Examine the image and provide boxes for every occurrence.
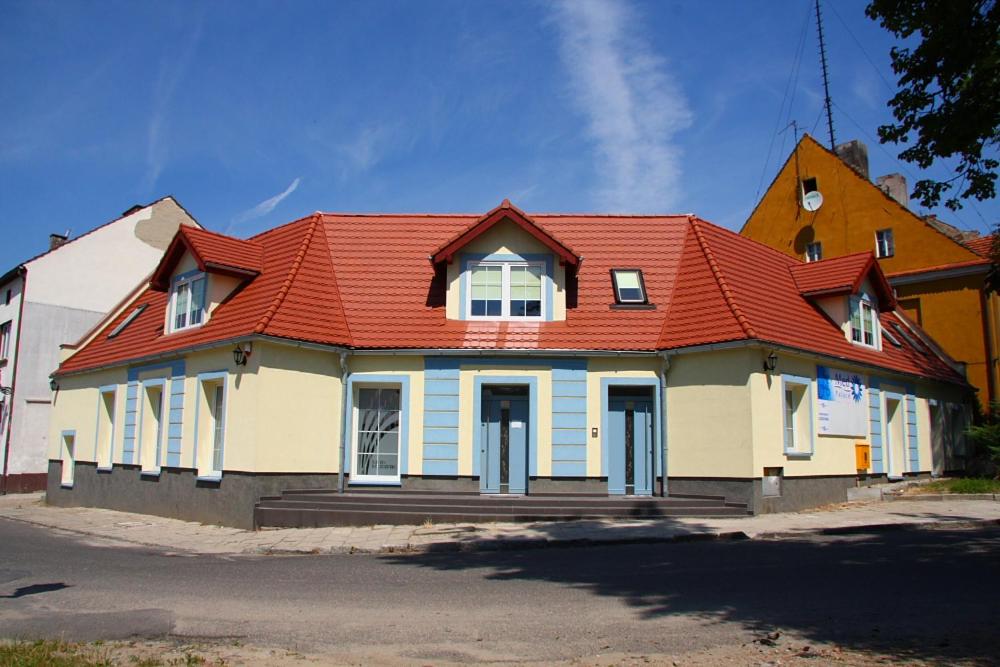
[480,387,529,494]
[608,396,654,495]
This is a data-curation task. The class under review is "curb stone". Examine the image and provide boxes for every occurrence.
[885,493,998,502]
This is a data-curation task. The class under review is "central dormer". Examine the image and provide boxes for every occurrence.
[150,226,264,335]
[432,200,581,322]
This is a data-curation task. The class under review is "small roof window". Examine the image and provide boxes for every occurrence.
[107,304,147,339]
[611,269,647,304]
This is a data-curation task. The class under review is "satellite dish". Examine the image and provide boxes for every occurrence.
[802,190,824,212]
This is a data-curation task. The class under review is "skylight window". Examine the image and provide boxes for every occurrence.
[107,304,147,339]
[891,322,928,355]
[611,269,647,304]
[882,326,902,347]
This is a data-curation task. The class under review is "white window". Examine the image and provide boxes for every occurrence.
[875,229,894,258]
[212,384,225,473]
[170,274,207,332]
[805,242,822,262]
[96,389,116,469]
[611,269,648,304]
[0,321,10,360]
[468,262,543,319]
[353,386,401,482]
[782,377,812,456]
[850,296,878,348]
[195,374,227,479]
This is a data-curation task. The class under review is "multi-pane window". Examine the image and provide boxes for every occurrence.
[170,274,206,332]
[212,384,225,472]
[509,265,542,316]
[355,387,401,480]
[611,269,647,304]
[850,297,877,347]
[470,265,502,316]
[806,242,822,262]
[468,262,544,319]
[0,321,11,360]
[875,229,894,258]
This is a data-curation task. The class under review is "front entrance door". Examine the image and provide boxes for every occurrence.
[480,386,529,494]
[608,388,654,495]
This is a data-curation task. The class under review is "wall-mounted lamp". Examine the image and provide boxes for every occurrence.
[48,378,59,392]
[763,351,778,373]
[0,384,12,396]
[232,342,253,366]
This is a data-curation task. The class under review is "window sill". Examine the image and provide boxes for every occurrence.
[96,465,113,473]
[60,482,74,489]
[349,480,402,487]
[609,303,656,310]
[196,474,222,483]
[784,451,813,459]
[140,469,161,478]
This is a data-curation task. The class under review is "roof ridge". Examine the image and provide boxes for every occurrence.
[184,224,263,246]
[688,216,758,339]
[254,215,320,334]
[315,219,354,344]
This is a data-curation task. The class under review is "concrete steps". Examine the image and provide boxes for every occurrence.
[254,490,751,528]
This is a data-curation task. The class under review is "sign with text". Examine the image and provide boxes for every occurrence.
[816,366,867,436]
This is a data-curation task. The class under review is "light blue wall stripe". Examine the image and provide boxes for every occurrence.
[424,395,460,411]
[905,393,919,469]
[552,429,587,445]
[423,444,459,460]
[122,382,138,464]
[552,461,586,476]
[552,381,587,397]
[868,379,883,474]
[124,360,186,468]
[423,411,459,428]
[423,460,458,476]
[423,427,460,444]
[552,412,587,429]
[425,379,460,395]
[551,444,587,461]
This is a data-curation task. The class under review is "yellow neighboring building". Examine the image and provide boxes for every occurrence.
[743,134,998,408]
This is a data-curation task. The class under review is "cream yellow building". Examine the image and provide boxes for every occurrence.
[47,202,972,527]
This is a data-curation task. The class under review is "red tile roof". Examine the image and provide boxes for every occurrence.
[151,226,263,289]
[57,205,966,386]
[963,234,995,258]
[789,251,894,308]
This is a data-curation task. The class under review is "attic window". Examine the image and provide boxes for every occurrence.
[170,273,207,333]
[611,269,647,304]
[107,304,148,339]
[875,229,895,258]
[802,178,818,194]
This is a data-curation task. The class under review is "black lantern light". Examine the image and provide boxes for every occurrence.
[763,351,778,373]
[233,342,252,366]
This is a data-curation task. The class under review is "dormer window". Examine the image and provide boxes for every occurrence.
[850,295,878,348]
[875,229,894,258]
[170,273,207,333]
[611,269,647,304]
[468,261,543,319]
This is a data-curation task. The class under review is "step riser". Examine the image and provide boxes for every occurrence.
[257,501,734,514]
[255,508,749,529]
[272,494,732,509]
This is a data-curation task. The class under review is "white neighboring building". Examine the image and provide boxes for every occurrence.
[0,196,199,493]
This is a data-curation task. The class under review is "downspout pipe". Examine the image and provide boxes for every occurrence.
[659,351,672,497]
[336,351,350,494]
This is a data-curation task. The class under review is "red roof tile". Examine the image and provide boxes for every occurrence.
[964,234,995,258]
[789,251,894,308]
[151,226,263,289]
[57,205,966,386]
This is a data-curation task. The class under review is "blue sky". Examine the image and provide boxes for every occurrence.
[1,0,997,270]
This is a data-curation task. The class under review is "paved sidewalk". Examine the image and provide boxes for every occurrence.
[0,492,997,556]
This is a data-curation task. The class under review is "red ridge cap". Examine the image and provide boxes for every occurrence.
[688,216,757,339]
[430,199,581,267]
[254,214,320,334]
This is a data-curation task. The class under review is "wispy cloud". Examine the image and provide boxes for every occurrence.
[228,177,302,233]
[336,123,401,175]
[142,17,205,193]
[550,0,692,212]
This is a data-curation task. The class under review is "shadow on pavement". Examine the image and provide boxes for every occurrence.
[383,523,1000,665]
[0,582,70,599]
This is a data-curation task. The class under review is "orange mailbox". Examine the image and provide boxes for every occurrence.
[855,443,871,471]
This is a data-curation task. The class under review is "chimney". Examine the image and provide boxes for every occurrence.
[48,233,69,251]
[834,139,870,180]
[876,173,908,207]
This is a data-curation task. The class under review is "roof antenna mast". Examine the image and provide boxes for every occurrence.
[815,0,836,149]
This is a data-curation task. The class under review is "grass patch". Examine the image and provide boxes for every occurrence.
[919,478,1000,494]
[0,640,112,667]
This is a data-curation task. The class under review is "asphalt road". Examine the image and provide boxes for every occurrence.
[1,518,998,664]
